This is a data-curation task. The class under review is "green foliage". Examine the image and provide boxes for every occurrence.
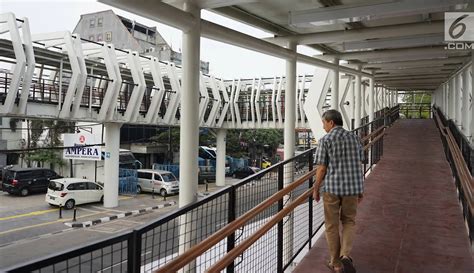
[26,120,75,167]
[150,127,180,151]
[225,129,283,158]
[402,93,432,104]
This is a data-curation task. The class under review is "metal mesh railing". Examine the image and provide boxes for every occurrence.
[5,107,399,273]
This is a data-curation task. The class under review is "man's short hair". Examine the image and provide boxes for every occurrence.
[322,109,343,126]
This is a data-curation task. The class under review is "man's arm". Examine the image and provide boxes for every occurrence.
[313,165,327,202]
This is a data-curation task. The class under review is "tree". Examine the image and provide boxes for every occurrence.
[25,120,75,168]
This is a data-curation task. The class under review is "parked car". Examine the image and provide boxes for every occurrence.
[46,178,103,209]
[137,169,179,196]
[2,167,62,196]
[261,159,272,169]
[233,166,262,179]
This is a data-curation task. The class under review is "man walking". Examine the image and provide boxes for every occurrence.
[313,110,364,273]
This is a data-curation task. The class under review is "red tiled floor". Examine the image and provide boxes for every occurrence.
[293,119,472,273]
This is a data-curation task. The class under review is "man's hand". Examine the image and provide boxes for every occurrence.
[313,185,321,203]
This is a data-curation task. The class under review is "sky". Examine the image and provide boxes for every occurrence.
[1,0,326,79]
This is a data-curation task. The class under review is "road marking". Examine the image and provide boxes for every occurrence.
[0,211,104,236]
[0,208,58,221]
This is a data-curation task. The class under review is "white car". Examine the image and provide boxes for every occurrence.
[137,169,179,196]
[45,178,104,209]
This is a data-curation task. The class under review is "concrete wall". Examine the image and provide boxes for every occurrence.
[73,10,141,51]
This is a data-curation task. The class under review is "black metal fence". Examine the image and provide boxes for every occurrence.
[433,106,473,242]
[5,107,399,273]
[399,102,432,119]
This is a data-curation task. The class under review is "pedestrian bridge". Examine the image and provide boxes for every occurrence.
[1,0,474,272]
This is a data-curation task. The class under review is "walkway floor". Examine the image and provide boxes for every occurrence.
[294,119,472,273]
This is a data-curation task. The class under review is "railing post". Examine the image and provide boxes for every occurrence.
[226,187,236,273]
[308,151,314,250]
[127,230,141,273]
[277,165,284,273]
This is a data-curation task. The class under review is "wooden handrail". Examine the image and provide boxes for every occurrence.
[206,187,314,272]
[206,128,387,272]
[155,168,317,273]
[361,126,385,143]
[433,110,473,212]
[363,131,385,151]
[155,125,386,272]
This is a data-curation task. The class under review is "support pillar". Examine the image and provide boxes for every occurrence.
[361,83,366,119]
[456,73,462,126]
[216,129,226,187]
[381,87,385,109]
[470,53,474,144]
[354,65,362,128]
[331,58,339,110]
[178,3,200,272]
[369,77,375,122]
[450,77,456,120]
[283,41,296,269]
[103,122,121,208]
[462,68,470,135]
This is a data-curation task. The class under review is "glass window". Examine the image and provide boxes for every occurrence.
[89,19,95,28]
[68,182,86,191]
[138,172,152,179]
[97,34,103,42]
[161,173,177,182]
[45,170,56,178]
[86,182,101,190]
[48,181,63,191]
[97,17,103,27]
[154,174,162,181]
[105,32,112,42]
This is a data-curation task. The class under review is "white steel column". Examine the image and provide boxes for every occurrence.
[283,41,296,268]
[369,77,375,122]
[331,58,339,110]
[443,83,448,117]
[450,77,456,120]
[179,3,200,208]
[456,74,462,127]
[103,123,121,208]
[354,65,362,128]
[215,129,226,187]
[361,83,366,119]
[462,68,470,135]
[470,53,474,144]
[178,4,200,272]
[381,87,385,109]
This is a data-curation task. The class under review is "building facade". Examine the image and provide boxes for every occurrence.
[73,10,210,73]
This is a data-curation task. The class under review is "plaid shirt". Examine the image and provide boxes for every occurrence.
[315,126,364,196]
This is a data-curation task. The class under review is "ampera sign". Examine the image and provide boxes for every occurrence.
[63,133,102,161]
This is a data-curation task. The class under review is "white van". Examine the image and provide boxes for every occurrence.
[136,169,179,196]
[45,178,104,209]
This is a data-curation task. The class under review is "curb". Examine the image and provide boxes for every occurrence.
[65,201,176,228]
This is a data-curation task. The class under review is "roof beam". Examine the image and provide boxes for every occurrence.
[363,56,468,69]
[192,0,257,9]
[320,46,470,61]
[267,21,444,45]
[99,0,370,77]
[342,34,444,51]
[289,0,468,26]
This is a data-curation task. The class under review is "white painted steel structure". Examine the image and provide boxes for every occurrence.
[2,0,474,266]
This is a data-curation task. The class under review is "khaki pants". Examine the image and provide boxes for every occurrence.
[323,192,358,267]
